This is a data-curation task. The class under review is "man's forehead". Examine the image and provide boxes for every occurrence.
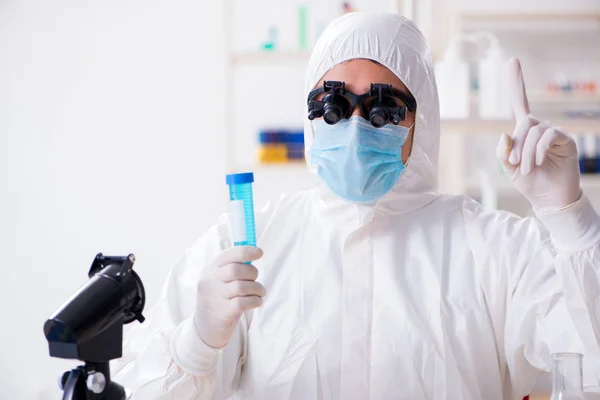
[315,79,411,98]
[318,60,410,95]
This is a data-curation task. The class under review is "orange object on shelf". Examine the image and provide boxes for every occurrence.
[258,145,288,163]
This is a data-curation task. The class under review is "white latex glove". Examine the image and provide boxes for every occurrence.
[496,57,581,211]
[194,246,266,349]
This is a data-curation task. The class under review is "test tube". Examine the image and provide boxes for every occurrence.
[226,172,256,247]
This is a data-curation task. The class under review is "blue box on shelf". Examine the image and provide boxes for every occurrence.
[258,129,305,161]
[283,130,305,159]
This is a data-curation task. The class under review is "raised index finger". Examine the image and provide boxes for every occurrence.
[509,57,531,120]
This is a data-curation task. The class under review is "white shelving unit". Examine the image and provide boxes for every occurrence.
[438,9,600,214]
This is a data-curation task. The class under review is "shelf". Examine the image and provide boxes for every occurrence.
[584,175,600,188]
[466,174,600,195]
[230,51,311,65]
[459,12,600,33]
[460,12,600,22]
[441,119,600,135]
[229,163,309,173]
[470,92,600,104]
[528,92,600,103]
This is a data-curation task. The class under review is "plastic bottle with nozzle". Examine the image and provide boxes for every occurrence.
[477,31,511,120]
[435,37,470,119]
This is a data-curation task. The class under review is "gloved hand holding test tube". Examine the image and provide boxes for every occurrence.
[186,172,264,351]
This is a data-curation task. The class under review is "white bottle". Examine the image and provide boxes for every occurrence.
[435,39,470,119]
[478,36,512,120]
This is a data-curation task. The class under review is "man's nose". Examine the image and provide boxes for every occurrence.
[350,105,364,118]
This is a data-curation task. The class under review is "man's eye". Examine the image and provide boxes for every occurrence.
[392,97,407,107]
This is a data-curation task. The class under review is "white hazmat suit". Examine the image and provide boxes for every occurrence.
[114,13,600,399]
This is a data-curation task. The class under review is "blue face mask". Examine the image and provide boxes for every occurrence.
[310,116,411,203]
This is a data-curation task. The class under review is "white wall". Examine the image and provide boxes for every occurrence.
[0,1,227,398]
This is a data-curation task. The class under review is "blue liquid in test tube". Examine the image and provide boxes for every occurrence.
[226,172,256,247]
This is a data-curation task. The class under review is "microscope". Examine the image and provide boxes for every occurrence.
[44,253,146,400]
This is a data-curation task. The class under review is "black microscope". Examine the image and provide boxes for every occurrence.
[44,253,146,400]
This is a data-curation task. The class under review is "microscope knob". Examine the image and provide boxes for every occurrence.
[58,371,70,390]
[86,371,106,394]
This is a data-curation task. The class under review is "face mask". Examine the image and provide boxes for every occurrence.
[310,116,411,203]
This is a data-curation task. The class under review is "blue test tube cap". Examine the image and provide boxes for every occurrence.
[226,172,254,185]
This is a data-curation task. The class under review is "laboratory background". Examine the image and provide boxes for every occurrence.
[1,0,599,398]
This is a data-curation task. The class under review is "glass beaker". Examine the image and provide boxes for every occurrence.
[550,353,584,400]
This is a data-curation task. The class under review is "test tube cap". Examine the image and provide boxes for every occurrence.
[226,172,254,185]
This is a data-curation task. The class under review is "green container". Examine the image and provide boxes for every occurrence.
[298,5,308,50]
